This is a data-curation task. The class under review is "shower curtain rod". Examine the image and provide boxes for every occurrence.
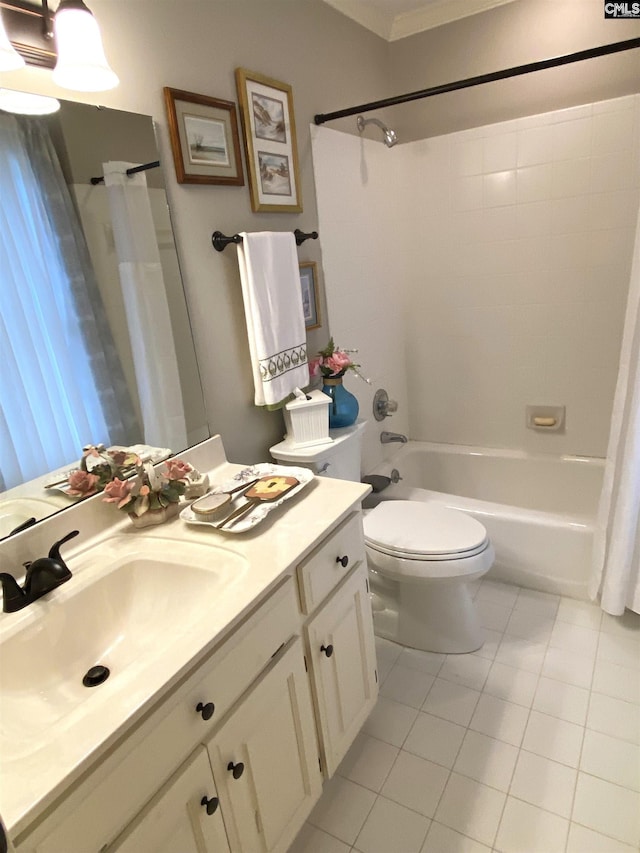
[313,37,640,125]
[90,160,161,186]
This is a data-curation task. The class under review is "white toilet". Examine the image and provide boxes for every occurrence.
[270,423,494,653]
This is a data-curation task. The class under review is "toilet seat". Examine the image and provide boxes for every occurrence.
[363,501,490,570]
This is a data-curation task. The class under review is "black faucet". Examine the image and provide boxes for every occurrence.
[0,530,79,613]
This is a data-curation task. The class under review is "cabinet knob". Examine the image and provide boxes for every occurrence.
[320,644,334,658]
[196,701,215,721]
[336,555,349,568]
[200,795,219,815]
[227,761,244,779]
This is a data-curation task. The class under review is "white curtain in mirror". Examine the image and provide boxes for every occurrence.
[590,202,640,615]
[0,115,138,490]
[103,162,187,452]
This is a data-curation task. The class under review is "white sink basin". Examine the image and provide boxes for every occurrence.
[0,536,248,762]
[0,497,64,538]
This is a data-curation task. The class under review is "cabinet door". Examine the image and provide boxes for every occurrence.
[207,638,322,853]
[111,748,229,853]
[306,563,378,776]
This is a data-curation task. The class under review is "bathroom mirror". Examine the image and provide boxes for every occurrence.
[0,94,208,540]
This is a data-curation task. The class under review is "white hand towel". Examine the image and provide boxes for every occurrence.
[237,232,309,408]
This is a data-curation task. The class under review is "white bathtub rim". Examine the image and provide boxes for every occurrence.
[382,439,605,467]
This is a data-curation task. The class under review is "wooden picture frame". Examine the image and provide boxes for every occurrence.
[235,68,302,213]
[299,262,320,330]
[163,87,244,186]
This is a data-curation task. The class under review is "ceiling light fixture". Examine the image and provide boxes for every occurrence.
[0,7,25,70]
[0,87,59,113]
[0,1,118,104]
[52,0,118,92]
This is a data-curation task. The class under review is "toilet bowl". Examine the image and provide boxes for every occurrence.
[364,500,494,653]
[270,422,494,654]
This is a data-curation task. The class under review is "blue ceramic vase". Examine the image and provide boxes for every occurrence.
[322,374,359,428]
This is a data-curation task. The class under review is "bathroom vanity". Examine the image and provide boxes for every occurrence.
[0,437,376,853]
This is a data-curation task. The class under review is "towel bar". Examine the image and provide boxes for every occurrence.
[211,229,318,252]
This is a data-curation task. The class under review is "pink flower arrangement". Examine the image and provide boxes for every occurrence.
[310,338,370,383]
[102,459,192,517]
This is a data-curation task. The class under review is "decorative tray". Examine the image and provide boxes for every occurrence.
[180,463,314,533]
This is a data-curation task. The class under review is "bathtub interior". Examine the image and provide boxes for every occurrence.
[377,442,604,518]
[366,442,605,600]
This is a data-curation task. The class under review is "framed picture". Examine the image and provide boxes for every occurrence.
[235,68,302,213]
[299,262,320,330]
[163,87,244,185]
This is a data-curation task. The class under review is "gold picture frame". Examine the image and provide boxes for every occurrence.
[299,262,321,330]
[163,87,244,186]
[235,68,303,213]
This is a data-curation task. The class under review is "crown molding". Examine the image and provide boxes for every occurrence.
[323,0,519,42]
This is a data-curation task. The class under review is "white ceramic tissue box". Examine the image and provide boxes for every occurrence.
[284,390,332,448]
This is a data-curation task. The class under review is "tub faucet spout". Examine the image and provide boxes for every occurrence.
[380,431,408,444]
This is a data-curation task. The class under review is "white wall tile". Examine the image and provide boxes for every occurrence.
[312,97,640,459]
[553,118,592,161]
[517,125,554,166]
[483,170,517,207]
[483,133,517,173]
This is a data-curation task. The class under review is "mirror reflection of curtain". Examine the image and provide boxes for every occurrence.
[0,115,139,491]
[103,162,187,451]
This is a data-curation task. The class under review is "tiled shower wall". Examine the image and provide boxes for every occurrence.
[312,95,640,463]
[311,124,410,473]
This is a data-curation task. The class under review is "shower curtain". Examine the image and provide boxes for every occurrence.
[590,202,640,615]
[0,115,138,489]
[103,162,187,452]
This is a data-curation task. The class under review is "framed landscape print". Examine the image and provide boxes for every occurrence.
[163,88,244,185]
[235,68,302,213]
[299,262,320,329]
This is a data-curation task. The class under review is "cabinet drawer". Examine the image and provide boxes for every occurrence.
[26,578,298,853]
[297,512,365,614]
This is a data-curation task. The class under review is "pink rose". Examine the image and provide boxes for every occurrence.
[102,477,132,509]
[326,351,351,375]
[164,459,192,481]
[67,470,99,497]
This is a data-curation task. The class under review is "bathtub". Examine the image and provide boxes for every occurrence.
[366,442,604,600]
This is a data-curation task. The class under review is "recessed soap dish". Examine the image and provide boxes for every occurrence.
[526,405,565,432]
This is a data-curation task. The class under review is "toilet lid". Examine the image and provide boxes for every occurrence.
[363,501,488,558]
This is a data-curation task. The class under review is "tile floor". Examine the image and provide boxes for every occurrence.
[290,579,640,853]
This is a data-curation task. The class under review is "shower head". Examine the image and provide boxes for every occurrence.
[356,115,397,148]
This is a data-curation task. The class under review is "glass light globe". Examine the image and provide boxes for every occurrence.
[0,89,61,115]
[52,1,118,92]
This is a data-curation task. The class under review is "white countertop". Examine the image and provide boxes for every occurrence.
[0,441,370,837]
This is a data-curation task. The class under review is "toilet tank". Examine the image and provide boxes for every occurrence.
[270,421,366,481]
